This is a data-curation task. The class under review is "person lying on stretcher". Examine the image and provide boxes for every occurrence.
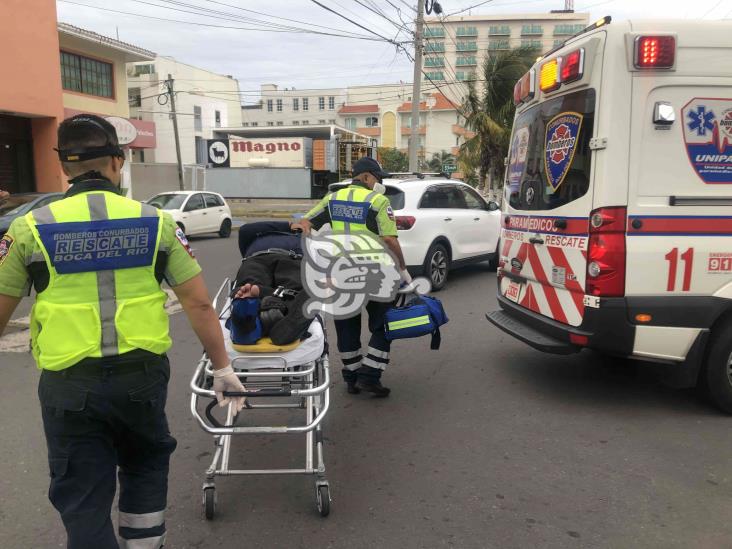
[227,220,312,346]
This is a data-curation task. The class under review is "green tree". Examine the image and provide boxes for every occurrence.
[427,150,456,173]
[460,47,538,195]
[377,147,409,173]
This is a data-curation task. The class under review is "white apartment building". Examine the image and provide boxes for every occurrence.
[240,84,346,128]
[422,11,590,97]
[127,57,243,165]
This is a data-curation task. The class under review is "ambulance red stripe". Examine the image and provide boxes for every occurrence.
[526,247,569,324]
[628,216,732,235]
[504,214,589,235]
[546,245,585,315]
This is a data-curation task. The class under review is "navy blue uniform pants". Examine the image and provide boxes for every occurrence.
[335,300,392,383]
[38,352,177,549]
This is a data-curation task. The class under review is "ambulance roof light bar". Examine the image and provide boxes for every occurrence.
[542,15,611,59]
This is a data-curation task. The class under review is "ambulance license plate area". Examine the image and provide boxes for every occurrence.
[505,280,522,303]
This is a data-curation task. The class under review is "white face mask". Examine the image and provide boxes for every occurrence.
[373,182,386,195]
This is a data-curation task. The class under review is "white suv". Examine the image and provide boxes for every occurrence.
[329,175,501,290]
[147,191,232,237]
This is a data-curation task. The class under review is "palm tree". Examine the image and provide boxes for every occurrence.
[460,47,538,196]
[427,150,456,173]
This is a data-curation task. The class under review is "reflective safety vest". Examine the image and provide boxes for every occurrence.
[327,185,381,234]
[25,190,170,370]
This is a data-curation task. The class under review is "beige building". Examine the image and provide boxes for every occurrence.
[422,11,590,99]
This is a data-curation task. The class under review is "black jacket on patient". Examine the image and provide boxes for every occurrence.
[233,221,311,345]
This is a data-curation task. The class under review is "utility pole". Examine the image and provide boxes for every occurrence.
[408,0,425,172]
[166,74,185,191]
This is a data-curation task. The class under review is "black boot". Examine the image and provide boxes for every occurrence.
[355,366,390,397]
[342,369,361,395]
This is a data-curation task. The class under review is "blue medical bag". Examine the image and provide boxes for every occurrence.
[384,294,448,350]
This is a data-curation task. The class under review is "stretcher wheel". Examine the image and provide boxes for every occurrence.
[203,487,216,520]
[316,484,330,517]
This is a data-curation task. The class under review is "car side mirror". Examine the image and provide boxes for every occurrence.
[487,201,499,211]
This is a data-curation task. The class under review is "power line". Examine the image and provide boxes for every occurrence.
[446,0,496,16]
[308,0,407,46]
[57,0,394,42]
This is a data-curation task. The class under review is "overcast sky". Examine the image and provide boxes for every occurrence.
[56,0,730,102]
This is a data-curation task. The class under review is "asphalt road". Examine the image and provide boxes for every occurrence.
[1,230,731,549]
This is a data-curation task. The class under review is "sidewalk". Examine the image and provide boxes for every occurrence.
[227,198,317,219]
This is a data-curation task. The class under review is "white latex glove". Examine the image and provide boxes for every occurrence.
[400,269,412,284]
[212,365,246,412]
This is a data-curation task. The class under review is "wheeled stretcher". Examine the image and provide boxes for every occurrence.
[190,278,332,519]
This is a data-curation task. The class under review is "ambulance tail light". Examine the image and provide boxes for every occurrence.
[586,207,626,297]
[396,215,416,230]
[634,36,675,69]
[560,49,584,84]
[513,70,536,105]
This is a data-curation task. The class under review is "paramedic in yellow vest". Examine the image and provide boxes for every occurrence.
[0,115,246,549]
[300,157,409,397]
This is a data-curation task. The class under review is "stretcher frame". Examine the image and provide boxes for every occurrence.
[189,278,332,519]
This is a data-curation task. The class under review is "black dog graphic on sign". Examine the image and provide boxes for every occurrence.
[212,147,226,160]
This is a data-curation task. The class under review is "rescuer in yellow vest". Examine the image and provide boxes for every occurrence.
[0,115,245,549]
[300,157,409,397]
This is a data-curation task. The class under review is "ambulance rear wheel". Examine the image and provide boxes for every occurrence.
[702,320,732,414]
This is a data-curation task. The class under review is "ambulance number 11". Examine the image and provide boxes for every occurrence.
[665,247,694,292]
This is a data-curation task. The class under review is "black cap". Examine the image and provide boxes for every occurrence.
[56,114,124,162]
[351,156,390,181]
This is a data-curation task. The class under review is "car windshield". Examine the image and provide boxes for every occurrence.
[148,194,187,210]
[0,196,36,217]
[506,88,596,211]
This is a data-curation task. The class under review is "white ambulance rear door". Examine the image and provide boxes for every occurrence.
[625,21,732,300]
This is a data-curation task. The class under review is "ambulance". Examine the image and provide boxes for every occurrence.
[486,17,732,412]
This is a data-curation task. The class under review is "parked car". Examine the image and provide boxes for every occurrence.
[0,192,64,236]
[329,175,501,290]
[146,191,232,237]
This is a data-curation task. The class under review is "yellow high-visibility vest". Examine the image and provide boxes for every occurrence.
[25,189,170,370]
[328,185,381,233]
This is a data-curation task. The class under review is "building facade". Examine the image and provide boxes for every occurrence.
[128,57,243,165]
[0,0,65,193]
[422,11,590,99]
[240,84,346,128]
[242,82,470,166]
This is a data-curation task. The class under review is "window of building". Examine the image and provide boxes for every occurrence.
[425,42,445,53]
[328,119,336,124]
[195,136,207,165]
[318,119,326,124]
[345,117,356,130]
[251,122,258,127]
[277,121,284,126]
[128,87,141,107]
[424,26,445,38]
[328,96,335,110]
[521,24,543,36]
[456,56,477,66]
[276,99,283,112]
[425,57,445,68]
[193,105,202,132]
[215,110,221,128]
[60,51,114,98]
[318,97,325,110]
[489,25,511,36]
[365,116,378,127]
[302,120,310,125]
[243,122,250,126]
[267,99,273,112]
[293,121,300,125]
[521,39,542,49]
[267,121,274,126]
[132,63,155,76]
[456,41,478,52]
[302,98,309,111]
[293,98,299,111]
[456,26,478,37]
[424,71,445,81]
